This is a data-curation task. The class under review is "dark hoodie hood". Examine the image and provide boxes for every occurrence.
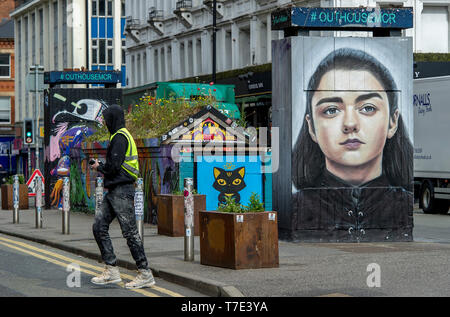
[102,104,125,135]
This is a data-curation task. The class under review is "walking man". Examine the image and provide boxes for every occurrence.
[90,104,155,289]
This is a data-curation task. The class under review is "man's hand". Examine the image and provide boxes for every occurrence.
[90,159,100,171]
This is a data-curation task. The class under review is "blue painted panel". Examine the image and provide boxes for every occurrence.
[121,18,126,39]
[121,66,126,86]
[99,18,106,38]
[91,18,98,38]
[197,156,263,211]
[107,65,113,71]
[107,18,114,38]
[179,155,194,192]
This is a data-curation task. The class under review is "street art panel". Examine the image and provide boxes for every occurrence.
[44,88,122,210]
[197,156,263,211]
[272,36,413,242]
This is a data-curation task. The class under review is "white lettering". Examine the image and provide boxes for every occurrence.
[66,263,81,288]
[181,301,215,314]
[366,263,381,288]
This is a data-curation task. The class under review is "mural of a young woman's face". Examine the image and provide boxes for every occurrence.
[306,69,399,184]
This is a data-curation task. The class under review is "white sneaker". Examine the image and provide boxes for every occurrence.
[125,269,156,289]
[91,265,122,285]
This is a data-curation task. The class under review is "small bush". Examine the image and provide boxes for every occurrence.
[217,192,265,213]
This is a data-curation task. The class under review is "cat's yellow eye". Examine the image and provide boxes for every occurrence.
[232,179,241,186]
[218,179,226,186]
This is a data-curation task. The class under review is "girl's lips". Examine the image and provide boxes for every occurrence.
[343,142,362,150]
[340,139,365,150]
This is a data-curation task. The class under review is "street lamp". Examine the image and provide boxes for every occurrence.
[29,65,45,174]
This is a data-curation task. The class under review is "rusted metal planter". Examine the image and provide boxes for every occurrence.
[1,184,29,210]
[157,194,206,237]
[199,210,279,270]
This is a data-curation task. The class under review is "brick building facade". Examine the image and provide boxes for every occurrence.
[0,15,18,173]
[0,0,15,21]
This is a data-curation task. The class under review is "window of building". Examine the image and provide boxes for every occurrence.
[107,0,113,16]
[121,0,125,17]
[0,54,10,77]
[99,39,106,64]
[122,39,126,64]
[107,39,113,65]
[99,0,105,16]
[92,0,97,16]
[0,97,11,124]
[92,39,98,64]
[93,0,113,17]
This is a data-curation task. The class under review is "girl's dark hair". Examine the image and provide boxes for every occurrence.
[292,48,413,191]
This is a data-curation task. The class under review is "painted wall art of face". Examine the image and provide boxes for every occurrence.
[293,48,413,191]
[306,69,399,186]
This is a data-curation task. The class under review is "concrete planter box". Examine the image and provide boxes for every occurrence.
[1,184,29,210]
[199,210,279,270]
[157,194,206,237]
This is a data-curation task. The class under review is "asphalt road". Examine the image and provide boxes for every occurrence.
[0,233,206,297]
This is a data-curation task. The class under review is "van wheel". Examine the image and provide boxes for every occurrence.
[421,181,449,214]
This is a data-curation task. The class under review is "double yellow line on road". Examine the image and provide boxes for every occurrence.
[0,235,183,297]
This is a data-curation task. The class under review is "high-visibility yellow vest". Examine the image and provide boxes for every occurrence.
[110,128,139,179]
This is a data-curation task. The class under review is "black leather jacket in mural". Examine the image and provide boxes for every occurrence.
[293,170,414,242]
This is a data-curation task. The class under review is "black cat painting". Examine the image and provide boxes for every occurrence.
[213,167,246,204]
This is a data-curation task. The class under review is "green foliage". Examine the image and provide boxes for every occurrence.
[87,95,216,142]
[414,53,450,62]
[217,192,265,213]
[6,174,25,185]
[172,189,198,195]
[244,193,265,212]
[217,196,246,213]
[172,189,183,195]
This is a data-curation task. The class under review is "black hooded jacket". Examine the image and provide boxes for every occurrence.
[97,104,135,189]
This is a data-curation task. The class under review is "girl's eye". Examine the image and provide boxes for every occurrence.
[360,104,377,113]
[323,107,340,116]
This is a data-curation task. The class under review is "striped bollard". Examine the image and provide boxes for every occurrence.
[184,178,194,262]
[12,175,19,224]
[62,177,70,234]
[35,175,43,228]
[134,178,144,243]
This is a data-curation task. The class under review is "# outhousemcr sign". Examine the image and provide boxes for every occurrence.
[272,7,413,31]
[44,71,121,85]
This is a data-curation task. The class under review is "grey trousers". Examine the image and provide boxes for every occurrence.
[92,183,148,270]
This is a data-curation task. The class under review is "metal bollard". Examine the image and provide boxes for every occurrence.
[12,175,19,224]
[95,177,103,216]
[62,177,70,234]
[35,175,43,228]
[184,178,194,262]
[134,178,144,243]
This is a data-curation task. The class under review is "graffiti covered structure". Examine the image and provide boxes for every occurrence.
[272,36,414,242]
[44,88,122,209]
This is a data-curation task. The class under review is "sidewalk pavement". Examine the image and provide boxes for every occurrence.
[2,207,450,297]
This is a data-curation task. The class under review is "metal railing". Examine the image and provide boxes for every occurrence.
[148,7,164,22]
[125,16,141,30]
[176,0,193,10]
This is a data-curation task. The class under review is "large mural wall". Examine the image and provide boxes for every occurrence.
[44,88,122,210]
[273,36,414,242]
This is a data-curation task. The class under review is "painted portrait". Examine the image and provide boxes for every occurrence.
[290,38,414,242]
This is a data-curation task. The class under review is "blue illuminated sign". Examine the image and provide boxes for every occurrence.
[44,71,121,84]
[272,7,413,31]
